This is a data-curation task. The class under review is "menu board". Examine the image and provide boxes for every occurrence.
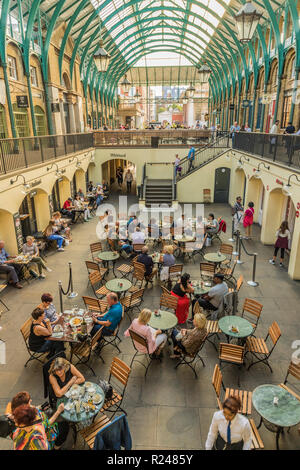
[13,212,23,253]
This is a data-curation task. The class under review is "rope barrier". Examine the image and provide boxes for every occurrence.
[58,262,78,312]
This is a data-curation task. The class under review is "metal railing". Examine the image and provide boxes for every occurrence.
[233,132,300,169]
[176,131,230,180]
[0,133,94,175]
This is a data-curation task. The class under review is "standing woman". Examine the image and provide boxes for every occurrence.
[243,202,254,239]
[269,220,291,267]
[171,273,194,324]
[206,396,252,450]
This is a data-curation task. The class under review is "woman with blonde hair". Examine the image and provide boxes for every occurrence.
[49,357,85,402]
[159,245,175,281]
[22,236,49,279]
[170,312,207,358]
[124,308,167,357]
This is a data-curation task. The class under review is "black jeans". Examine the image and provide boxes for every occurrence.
[214,433,243,450]
[274,247,285,259]
[171,329,186,353]
[55,421,70,447]
[192,298,217,316]
[127,181,132,192]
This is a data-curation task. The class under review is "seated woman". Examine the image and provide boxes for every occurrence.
[171,273,194,324]
[52,212,72,242]
[44,221,65,252]
[74,195,91,222]
[170,312,207,358]
[22,236,49,279]
[204,213,219,244]
[49,357,85,402]
[11,405,49,450]
[159,245,175,281]
[37,293,60,325]
[28,308,64,358]
[124,308,167,357]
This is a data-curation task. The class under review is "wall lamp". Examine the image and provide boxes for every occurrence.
[10,174,27,185]
[253,161,270,178]
[282,173,300,196]
[69,157,81,168]
[237,155,250,168]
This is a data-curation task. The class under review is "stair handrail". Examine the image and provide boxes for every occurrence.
[179,131,230,165]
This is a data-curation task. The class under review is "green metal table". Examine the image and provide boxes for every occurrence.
[252,384,300,450]
[218,315,254,344]
[97,251,119,275]
[204,252,227,265]
[191,281,210,296]
[148,310,178,331]
[105,278,132,298]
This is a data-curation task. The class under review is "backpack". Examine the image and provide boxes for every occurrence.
[98,379,113,401]
[0,415,16,438]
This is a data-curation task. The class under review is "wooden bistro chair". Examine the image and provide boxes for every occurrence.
[20,318,48,367]
[85,260,107,287]
[82,296,108,314]
[159,292,178,315]
[90,242,104,262]
[167,264,184,289]
[249,419,265,450]
[174,334,208,379]
[200,262,216,282]
[89,271,110,299]
[219,243,233,266]
[79,413,111,449]
[129,263,146,291]
[212,364,252,415]
[121,288,145,320]
[279,361,300,400]
[71,327,104,373]
[98,306,125,355]
[132,243,145,254]
[181,241,198,263]
[116,256,135,279]
[161,285,171,296]
[246,321,281,373]
[219,343,245,387]
[100,357,131,418]
[218,260,238,287]
[241,298,263,333]
[128,329,161,378]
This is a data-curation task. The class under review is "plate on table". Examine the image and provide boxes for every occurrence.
[52,331,64,338]
[53,324,63,333]
[92,393,102,405]
[69,316,82,327]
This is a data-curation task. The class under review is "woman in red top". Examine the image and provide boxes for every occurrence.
[171,273,194,324]
[243,202,254,239]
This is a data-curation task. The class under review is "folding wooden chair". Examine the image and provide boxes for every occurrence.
[98,306,125,354]
[212,364,252,415]
[279,361,300,401]
[71,326,104,373]
[90,242,104,262]
[246,321,281,372]
[79,413,111,449]
[0,282,9,312]
[129,264,146,291]
[128,329,161,377]
[100,357,131,417]
[181,242,199,263]
[121,288,145,320]
[200,262,216,281]
[219,343,245,387]
[218,260,237,287]
[132,243,146,254]
[20,318,48,367]
[159,292,178,314]
[161,285,171,296]
[82,296,108,314]
[241,298,263,333]
[219,243,233,266]
[89,271,110,298]
[206,319,222,351]
[167,264,183,289]
[85,260,107,287]
[174,334,207,379]
[249,419,264,450]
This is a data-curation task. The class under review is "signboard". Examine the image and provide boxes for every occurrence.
[13,212,24,253]
[17,95,29,108]
[51,103,60,113]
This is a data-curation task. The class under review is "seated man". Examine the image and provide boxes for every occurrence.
[137,246,158,279]
[0,240,23,289]
[62,198,75,222]
[131,227,146,245]
[192,273,228,316]
[91,293,123,338]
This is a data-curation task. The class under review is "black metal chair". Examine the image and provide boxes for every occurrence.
[100,357,131,418]
[128,329,161,378]
[174,334,207,379]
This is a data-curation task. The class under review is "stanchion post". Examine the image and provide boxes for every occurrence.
[228,217,235,242]
[58,280,63,313]
[237,233,244,264]
[233,230,239,256]
[247,253,259,286]
[67,261,78,299]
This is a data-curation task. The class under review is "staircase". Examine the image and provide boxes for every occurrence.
[145,179,173,207]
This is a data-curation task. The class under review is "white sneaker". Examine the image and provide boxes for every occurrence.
[39,274,46,279]
[269,259,275,265]
[57,248,65,252]
[45,267,52,272]
[279,262,283,267]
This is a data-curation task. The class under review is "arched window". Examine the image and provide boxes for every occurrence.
[12,102,30,137]
[0,105,7,138]
[34,106,47,136]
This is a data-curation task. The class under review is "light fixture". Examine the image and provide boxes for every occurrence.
[93,26,110,73]
[182,92,188,105]
[121,74,131,93]
[186,82,195,99]
[134,90,141,103]
[282,173,300,196]
[253,161,270,178]
[234,1,262,43]
[47,163,59,172]
[197,65,211,83]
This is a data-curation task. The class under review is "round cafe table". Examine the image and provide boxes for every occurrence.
[218,315,253,345]
[190,281,210,296]
[252,384,300,450]
[97,251,119,275]
[148,310,178,331]
[204,252,227,265]
[175,235,195,242]
[105,278,132,298]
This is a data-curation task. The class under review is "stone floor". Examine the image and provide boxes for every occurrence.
[1,193,300,451]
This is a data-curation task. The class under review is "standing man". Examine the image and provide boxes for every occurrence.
[187,145,195,172]
[0,241,23,289]
[230,121,240,148]
[124,169,133,193]
[269,119,279,154]
[232,196,244,234]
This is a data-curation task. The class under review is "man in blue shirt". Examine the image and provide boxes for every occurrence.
[91,292,122,338]
[187,145,195,172]
[0,241,23,288]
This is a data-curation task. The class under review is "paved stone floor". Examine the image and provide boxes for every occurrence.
[1,194,300,450]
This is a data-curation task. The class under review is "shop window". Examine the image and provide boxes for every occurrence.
[281,94,292,129]
[13,103,30,137]
[19,194,38,242]
[30,66,38,87]
[7,55,18,80]
[34,106,47,136]
[0,105,7,138]
[52,181,60,212]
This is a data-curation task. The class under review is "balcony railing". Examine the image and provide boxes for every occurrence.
[233,132,300,169]
[0,133,94,175]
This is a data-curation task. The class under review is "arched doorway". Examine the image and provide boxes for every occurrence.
[246,176,265,225]
[101,159,136,194]
[0,209,18,254]
[18,189,50,240]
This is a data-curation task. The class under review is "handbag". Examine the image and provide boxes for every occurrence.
[0,415,16,438]
[98,379,113,401]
